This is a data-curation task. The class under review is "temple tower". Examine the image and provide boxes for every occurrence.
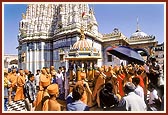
[17,4,101,73]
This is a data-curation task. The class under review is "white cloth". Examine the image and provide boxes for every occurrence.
[134,85,144,101]
[123,92,147,111]
[148,89,158,105]
[35,74,40,86]
[56,72,64,94]
[64,72,69,99]
[158,76,164,86]
[25,75,28,82]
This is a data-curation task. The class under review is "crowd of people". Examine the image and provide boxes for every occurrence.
[3,57,164,111]
[4,66,66,111]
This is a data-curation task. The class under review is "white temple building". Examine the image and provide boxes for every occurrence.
[17,4,158,74]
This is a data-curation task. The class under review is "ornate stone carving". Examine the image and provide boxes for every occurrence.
[22,13,26,19]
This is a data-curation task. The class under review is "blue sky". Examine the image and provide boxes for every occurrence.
[3,3,165,55]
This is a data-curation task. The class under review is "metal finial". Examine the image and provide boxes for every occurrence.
[136,17,140,32]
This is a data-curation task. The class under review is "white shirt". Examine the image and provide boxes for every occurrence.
[148,89,158,105]
[135,85,144,101]
[35,74,40,86]
[56,72,64,85]
[123,92,147,111]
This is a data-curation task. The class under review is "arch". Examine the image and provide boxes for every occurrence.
[104,46,113,55]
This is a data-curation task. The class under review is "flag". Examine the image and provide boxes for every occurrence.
[82,12,86,18]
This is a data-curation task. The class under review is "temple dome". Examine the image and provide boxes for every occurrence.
[130,30,148,38]
[72,39,91,50]
[72,26,92,50]
[66,27,101,60]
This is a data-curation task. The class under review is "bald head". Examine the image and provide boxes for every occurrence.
[50,66,55,70]
[24,69,29,75]
[41,69,46,74]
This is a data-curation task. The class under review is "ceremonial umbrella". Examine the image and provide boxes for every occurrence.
[107,46,145,65]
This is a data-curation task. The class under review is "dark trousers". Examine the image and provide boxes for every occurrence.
[4,98,8,111]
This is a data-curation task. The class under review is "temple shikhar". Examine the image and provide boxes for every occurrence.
[17,4,158,75]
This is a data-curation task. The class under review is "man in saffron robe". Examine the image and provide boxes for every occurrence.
[14,69,25,101]
[34,75,50,111]
[42,84,61,111]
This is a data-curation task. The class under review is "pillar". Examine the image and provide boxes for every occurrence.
[69,69,73,81]
[77,69,81,81]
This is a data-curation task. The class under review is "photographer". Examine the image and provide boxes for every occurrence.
[149,57,160,88]
[24,74,36,111]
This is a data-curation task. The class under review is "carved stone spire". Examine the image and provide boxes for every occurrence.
[22,13,26,19]
[87,7,98,35]
[18,4,99,39]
